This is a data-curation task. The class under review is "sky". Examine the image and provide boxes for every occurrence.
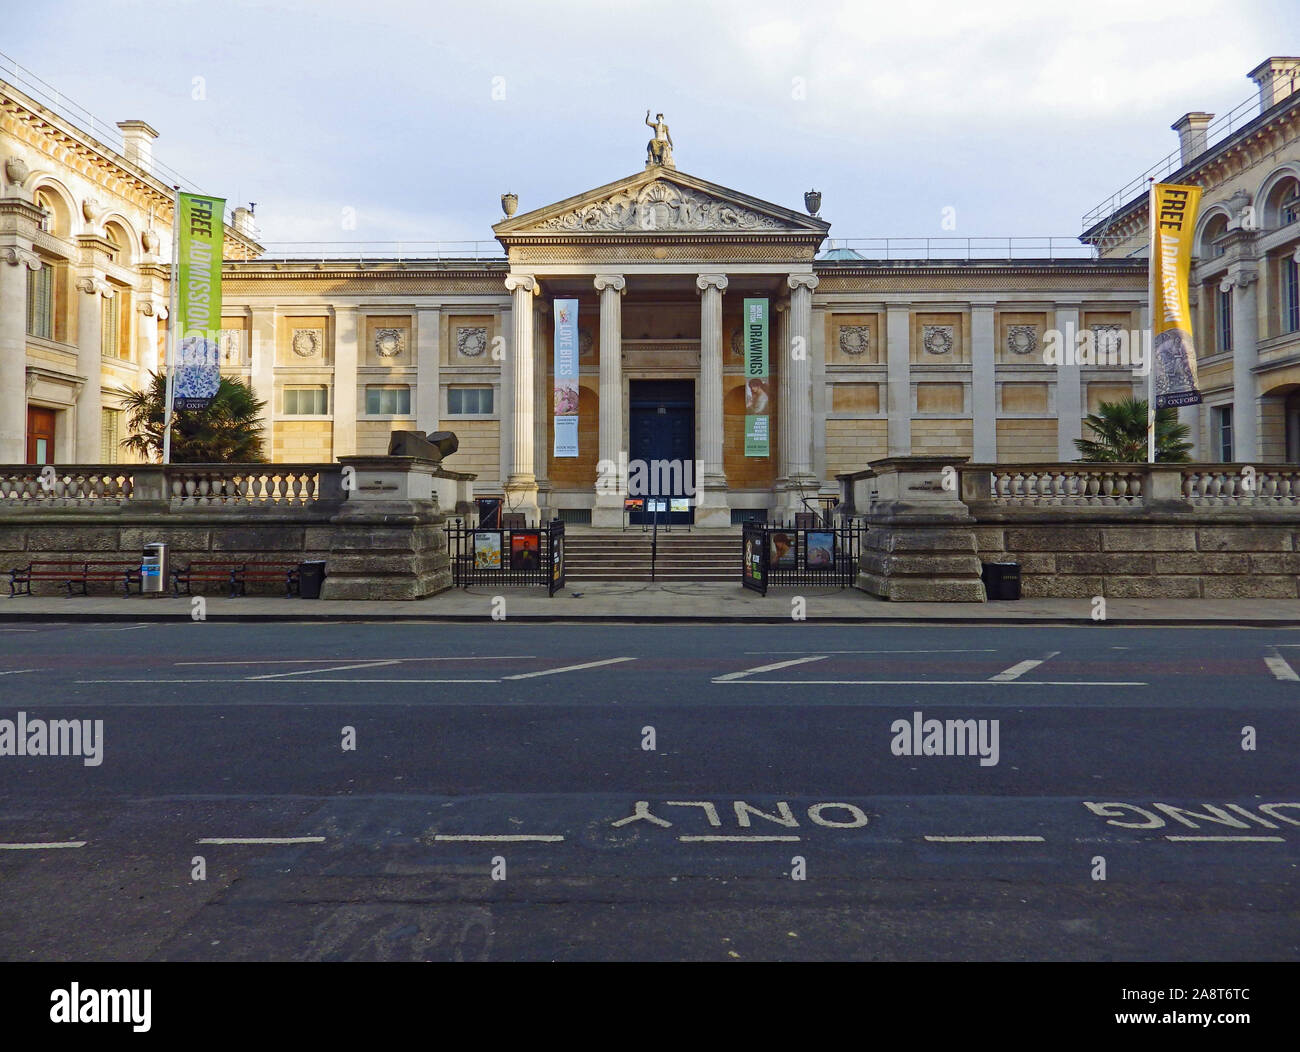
[3,0,1294,250]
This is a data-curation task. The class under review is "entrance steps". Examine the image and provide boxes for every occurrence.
[563,529,739,582]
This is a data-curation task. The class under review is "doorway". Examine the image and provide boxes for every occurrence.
[628,379,695,525]
[26,407,56,465]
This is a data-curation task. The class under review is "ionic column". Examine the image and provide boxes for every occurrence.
[786,273,818,493]
[592,273,626,527]
[532,303,550,514]
[504,273,540,521]
[0,246,40,462]
[332,305,359,458]
[696,273,729,527]
[75,275,110,461]
[1225,267,1260,462]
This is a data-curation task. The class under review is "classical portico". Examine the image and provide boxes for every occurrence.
[492,166,830,527]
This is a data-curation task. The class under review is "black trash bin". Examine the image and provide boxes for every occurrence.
[298,560,326,599]
[981,561,1021,601]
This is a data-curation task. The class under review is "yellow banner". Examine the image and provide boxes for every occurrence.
[1151,182,1203,408]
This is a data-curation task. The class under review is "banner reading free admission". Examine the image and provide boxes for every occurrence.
[172,193,225,410]
[743,298,770,456]
[1151,183,1203,409]
[553,298,579,457]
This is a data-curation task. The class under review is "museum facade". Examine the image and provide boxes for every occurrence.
[3,57,1299,525]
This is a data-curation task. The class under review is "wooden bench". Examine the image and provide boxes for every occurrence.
[9,559,141,597]
[238,562,300,598]
[171,561,242,598]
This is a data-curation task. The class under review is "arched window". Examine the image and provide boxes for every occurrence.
[1264,175,1300,229]
[1199,213,1229,258]
[32,186,71,237]
[103,224,123,264]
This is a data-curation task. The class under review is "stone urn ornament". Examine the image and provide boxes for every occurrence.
[804,189,822,216]
[501,192,518,218]
[142,229,159,254]
[5,156,28,187]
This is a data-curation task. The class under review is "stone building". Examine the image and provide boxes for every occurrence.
[3,56,1298,526]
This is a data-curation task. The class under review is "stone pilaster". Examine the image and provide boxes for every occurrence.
[774,301,791,493]
[1053,305,1082,460]
[249,307,277,452]
[504,273,540,522]
[75,274,111,462]
[0,241,41,462]
[886,304,911,456]
[415,307,441,435]
[136,299,165,389]
[593,273,626,527]
[332,305,358,458]
[696,273,729,527]
[532,303,551,515]
[783,273,818,516]
[1224,265,1260,461]
[971,304,996,461]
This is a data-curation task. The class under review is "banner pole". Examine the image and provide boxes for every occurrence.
[1147,178,1156,464]
[161,186,181,465]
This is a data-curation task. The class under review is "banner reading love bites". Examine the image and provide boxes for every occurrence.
[743,297,769,457]
[553,298,579,457]
[1151,182,1203,409]
[173,193,225,410]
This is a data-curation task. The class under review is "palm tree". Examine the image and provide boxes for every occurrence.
[1074,395,1192,463]
[119,371,268,463]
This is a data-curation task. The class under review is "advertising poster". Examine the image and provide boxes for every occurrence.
[743,297,770,456]
[554,298,580,457]
[172,193,226,410]
[1150,182,1204,409]
[473,531,502,570]
[769,530,796,568]
[806,530,835,570]
[510,530,540,572]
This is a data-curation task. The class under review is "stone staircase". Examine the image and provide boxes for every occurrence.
[563,528,739,582]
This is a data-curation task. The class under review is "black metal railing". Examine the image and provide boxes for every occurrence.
[446,518,566,595]
[742,521,865,594]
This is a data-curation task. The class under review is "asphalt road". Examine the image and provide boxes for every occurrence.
[0,621,1297,961]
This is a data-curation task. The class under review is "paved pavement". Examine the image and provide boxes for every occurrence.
[0,621,1297,961]
[1,583,1299,623]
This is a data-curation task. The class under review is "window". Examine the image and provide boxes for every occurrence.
[35,190,53,233]
[1217,286,1232,352]
[448,387,494,415]
[1214,405,1234,462]
[365,385,411,415]
[26,262,53,340]
[283,385,330,415]
[1284,256,1300,335]
[100,292,121,358]
[1283,186,1300,226]
[100,408,121,463]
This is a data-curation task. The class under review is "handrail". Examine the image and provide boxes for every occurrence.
[815,236,1129,261]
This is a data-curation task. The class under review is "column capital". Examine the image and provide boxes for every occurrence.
[593,274,626,293]
[505,273,538,295]
[1292,245,1300,265]
[2,246,40,271]
[75,276,113,298]
[137,299,168,318]
[696,273,728,293]
[1220,266,1259,291]
[787,273,819,293]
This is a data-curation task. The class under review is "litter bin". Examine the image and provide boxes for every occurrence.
[298,560,326,599]
[141,542,168,594]
[981,561,1021,601]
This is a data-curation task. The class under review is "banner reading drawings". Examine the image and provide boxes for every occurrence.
[1151,182,1203,409]
[554,298,579,457]
[173,193,225,410]
[743,298,770,456]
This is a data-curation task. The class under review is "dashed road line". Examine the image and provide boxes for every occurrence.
[678,835,802,842]
[433,834,565,842]
[1165,835,1286,843]
[989,651,1059,682]
[502,656,635,680]
[714,656,828,682]
[715,679,1144,687]
[247,659,403,680]
[745,649,998,655]
[0,669,39,676]
[197,836,326,845]
[0,841,86,850]
[1263,647,1299,681]
[924,835,1046,843]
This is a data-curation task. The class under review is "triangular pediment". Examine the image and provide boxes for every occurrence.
[494,168,829,239]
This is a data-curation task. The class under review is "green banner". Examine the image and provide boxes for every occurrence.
[173,193,225,410]
[743,297,769,457]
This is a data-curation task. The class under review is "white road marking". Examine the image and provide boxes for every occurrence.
[197,836,325,845]
[678,835,802,842]
[0,669,38,676]
[0,841,86,849]
[989,651,1059,682]
[1263,648,1299,681]
[924,835,1045,843]
[176,656,535,665]
[715,680,1145,687]
[502,656,635,680]
[1165,835,1286,842]
[77,678,502,684]
[247,659,402,680]
[84,624,148,632]
[714,656,828,682]
[433,834,564,842]
[746,649,997,655]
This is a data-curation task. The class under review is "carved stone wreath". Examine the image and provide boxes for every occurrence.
[838,324,870,356]
[291,328,322,358]
[579,330,594,357]
[457,326,488,358]
[1006,324,1037,356]
[375,327,406,358]
[1091,324,1123,355]
[922,324,954,356]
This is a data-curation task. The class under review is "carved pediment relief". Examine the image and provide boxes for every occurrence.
[537,180,785,233]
